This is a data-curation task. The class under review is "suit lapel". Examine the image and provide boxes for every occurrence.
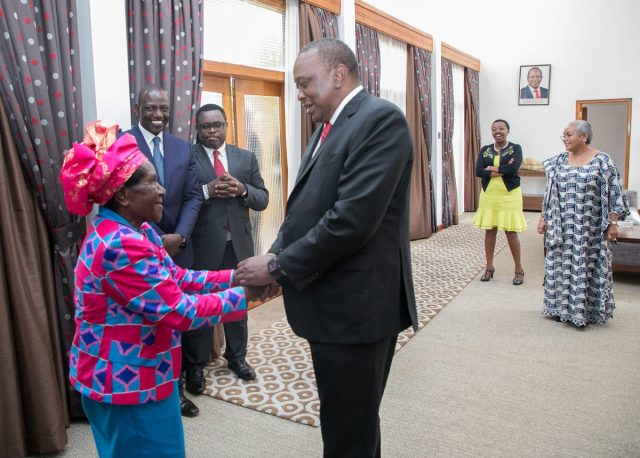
[161,133,178,192]
[294,89,368,187]
[131,125,154,162]
[226,144,238,178]
[296,129,322,183]
[195,144,216,181]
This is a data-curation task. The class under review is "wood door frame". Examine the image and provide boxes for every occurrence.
[202,60,289,206]
[201,74,234,144]
[576,98,632,186]
[233,78,289,202]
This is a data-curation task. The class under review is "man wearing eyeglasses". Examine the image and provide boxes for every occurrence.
[182,104,268,396]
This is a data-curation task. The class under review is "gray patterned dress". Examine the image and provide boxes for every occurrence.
[541,152,629,326]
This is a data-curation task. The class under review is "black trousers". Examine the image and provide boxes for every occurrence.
[308,335,398,458]
[182,241,249,371]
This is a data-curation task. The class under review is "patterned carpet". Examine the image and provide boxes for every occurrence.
[202,214,509,427]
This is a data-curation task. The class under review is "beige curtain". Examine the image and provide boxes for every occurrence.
[0,101,68,456]
[406,46,434,240]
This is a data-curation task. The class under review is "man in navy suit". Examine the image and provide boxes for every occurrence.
[520,66,549,99]
[236,38,418,457]
[125,85,203,417]
[182,104,269,391]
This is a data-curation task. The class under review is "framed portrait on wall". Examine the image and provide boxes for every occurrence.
[518,64,551,105]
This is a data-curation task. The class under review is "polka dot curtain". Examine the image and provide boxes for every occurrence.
[464,68,481,212]
[412,46,436,234]
[408,45,435,239]
[126,0,204,142]
[0,0,85,425]
[355,23,380,97]
[441,58,458,228]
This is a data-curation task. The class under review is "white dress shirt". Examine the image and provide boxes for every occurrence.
[138,123,164,156]
[201,143,228,200]
[203,142,228,171]
[312,85,363,157]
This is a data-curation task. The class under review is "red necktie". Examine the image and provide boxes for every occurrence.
[320,122,332,143]
[213,149,226,176]
[534,88,540,99]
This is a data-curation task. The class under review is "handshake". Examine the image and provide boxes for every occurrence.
[235,254,281,302]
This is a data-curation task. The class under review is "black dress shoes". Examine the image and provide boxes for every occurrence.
[180,395,199,418]
[227,359,256,381]
[185,367,206,395]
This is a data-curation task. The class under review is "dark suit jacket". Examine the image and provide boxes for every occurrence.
[520,86,549,99]
[125,125,202,268]
[191,143,269,269]
[270,89,418,344]
[475,142,523,191]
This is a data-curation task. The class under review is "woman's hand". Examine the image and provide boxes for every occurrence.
[606,223,618,242]
[161,233,183,256]
[243,285,265,302]
[243,283,281,302]
[537,218,547,234]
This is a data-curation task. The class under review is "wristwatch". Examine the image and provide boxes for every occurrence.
[610,221,619,226]
[267,255,286,279]
[179,235,187,248]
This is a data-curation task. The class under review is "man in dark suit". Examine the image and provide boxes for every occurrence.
[520,66,549,99]
[236,38,418,457]
[182,104,269,392]
[125,85,203,417]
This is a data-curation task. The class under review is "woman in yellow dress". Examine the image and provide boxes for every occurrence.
[473,119,527,284]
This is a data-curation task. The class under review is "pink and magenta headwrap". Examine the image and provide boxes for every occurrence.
[60,120,148,216]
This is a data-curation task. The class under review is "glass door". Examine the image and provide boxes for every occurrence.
[202,75,287,258]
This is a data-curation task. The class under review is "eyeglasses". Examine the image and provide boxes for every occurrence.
[197,122,226,131]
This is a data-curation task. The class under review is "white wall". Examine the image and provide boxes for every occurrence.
[77,0,640,197]
[77,0,131,130]
[366,0,640,195]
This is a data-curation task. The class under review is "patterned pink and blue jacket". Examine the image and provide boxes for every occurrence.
[69,207,247,405]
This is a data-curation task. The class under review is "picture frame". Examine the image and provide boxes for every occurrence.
[518,64,551,106]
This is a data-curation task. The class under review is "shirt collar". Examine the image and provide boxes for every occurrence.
[138,123,164,145]
[329,85,363,126]
[203,142,226,158]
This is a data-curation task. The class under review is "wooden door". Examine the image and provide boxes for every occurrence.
[576,98,632,187]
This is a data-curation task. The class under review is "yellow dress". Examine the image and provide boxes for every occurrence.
[473,155,527,231]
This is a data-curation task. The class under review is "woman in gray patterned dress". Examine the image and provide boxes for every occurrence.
[537,120,629,326]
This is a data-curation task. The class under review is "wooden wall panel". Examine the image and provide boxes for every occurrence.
[203,61,284,83]
[302,0,341,15]
[441,42,480,71]
[355,0,432,51]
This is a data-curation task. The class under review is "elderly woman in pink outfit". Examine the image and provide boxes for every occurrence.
[60,121,264,458]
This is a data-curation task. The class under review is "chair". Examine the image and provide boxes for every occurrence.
[611,190,640,273]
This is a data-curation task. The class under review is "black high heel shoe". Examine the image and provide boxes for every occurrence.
[480,267,495,282]
[513,271,525,285]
